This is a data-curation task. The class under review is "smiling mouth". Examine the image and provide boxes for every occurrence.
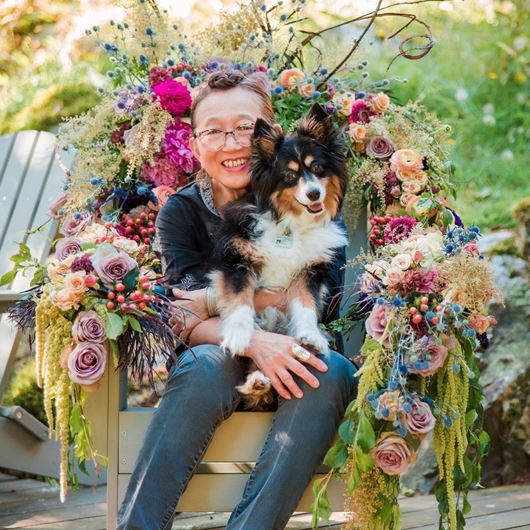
[221,158,249,169]
[296,199,325,215]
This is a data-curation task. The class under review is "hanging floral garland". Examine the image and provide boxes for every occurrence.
[2,2,499,528]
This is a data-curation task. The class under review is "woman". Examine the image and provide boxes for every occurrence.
[117,70,357,530]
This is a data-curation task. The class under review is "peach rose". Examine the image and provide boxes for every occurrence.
[278,68,305,88]
[348,124,366,142]
[333,92,355,116]
[401,180,426,194]
[369,92,390,113]
[298,83,315,99]
[390,149,424,174]
[47,255,75,281]
[148,185,176,212]
[372,433,417,476]
[468,314,491,334]
[54,288,83,311]
[384,267,404,289]
[391,254,413,271]
[377,391,401,421]
[63,270,88,296]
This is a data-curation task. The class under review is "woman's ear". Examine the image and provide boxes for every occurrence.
[189,135,201,162]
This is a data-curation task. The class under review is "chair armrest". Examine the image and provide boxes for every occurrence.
[0,291,25,314]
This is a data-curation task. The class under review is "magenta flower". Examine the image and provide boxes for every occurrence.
[401,269,436,295]
[67,342,107,385]
[152,79,192,117]
[163,120,198,174]
[71,253,94,273]
[141,154,181,188]
[383,217,417,244]
[148,66,175,89]
[55,237,82,261]
[72,310,106,343]
[348,99,372,124]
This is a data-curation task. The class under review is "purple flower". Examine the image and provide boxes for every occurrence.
[55,237,82,261]
[383,217,417,244]
[366,136,395,159]
[60,211,93,236]
[72,310,106,343]
[152,79,192,117]
[163,120,198,174]
[91,245,137,287]
[67,342,107,385]
[70,253,93,273]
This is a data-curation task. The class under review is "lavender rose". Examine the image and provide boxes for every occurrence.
[60,210,93,236]
[366,136,395,159]
[91,245,137,287]
[372,433,417,476]
[72,310,106,343]
[55,237,82,261]
[49,192,68,219]
[365,304,391,348]
[408,336,449,377]
[404,398,436,437]
[67,342,107,385]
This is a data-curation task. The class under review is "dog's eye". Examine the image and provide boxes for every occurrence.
[310,161,324,174]
[284,170,298,182]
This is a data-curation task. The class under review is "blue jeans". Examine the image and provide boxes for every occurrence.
[116,344,357,530]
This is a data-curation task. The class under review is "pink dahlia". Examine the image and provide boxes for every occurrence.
[141,154,181,188]
[148,66,176,89]
[163,120,198,174]
[152,79,191,117]
[348,99,373,124]
[401,269,436,295]
[383,217,417,244]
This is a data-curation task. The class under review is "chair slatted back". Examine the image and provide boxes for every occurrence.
[0,130,75,397]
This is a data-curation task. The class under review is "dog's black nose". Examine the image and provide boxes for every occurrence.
[306,189,321,201]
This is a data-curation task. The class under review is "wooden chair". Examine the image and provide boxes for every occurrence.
[86,215,367,529]
[0,130,102,485]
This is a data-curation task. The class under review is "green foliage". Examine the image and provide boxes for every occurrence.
[3,357,47,426]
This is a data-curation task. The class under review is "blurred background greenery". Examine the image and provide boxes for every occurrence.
[0,0,528,230]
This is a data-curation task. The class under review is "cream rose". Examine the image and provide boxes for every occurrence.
[384,267,404,289]
[369,92,390,113]
[112,237,140,254]
[348,124,366,143]
[391,254,413,271]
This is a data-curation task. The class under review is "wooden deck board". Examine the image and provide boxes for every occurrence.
[0,474,528,529]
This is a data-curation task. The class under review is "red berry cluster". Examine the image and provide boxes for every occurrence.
[369,215,391,247]
[119,212,156,246]
[408,296,443,325]
[106,276,155,312]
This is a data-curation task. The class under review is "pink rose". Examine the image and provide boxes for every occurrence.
[366,136,395,159]
[72,310,106,343]
[152,79,192,117]
[365,304,391,348]
[49,192,68,219]
[91,245,138,287]
[55,237,82,261]
[385,267,404,289]
[408,336,449,376]
[67,342,107,385]
[404,398,436,437]
[372,433,417,476]
[60,211,93,236]
[148,185,175,212]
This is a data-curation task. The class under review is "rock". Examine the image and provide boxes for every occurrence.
[514,197,530,258]
[478,230,515,255]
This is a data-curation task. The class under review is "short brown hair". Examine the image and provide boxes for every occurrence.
[191,70,275,129]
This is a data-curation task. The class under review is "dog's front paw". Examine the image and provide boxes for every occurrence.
[298,331,330,355]
[220,328,252,356]
[220,305,255,356]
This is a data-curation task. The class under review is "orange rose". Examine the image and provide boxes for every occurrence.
[298,83,315,99]
[348,124,366,142]
[278,68,305,88]
[390,149,424,174]
[377,391,401,421]
[468,314,491,334]
[369,93,390,113]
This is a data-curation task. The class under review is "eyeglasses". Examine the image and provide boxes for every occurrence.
[194,123,255,151]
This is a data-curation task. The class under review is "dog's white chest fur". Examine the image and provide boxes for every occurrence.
[253,214,347,289]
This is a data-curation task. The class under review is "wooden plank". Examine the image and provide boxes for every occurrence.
[0,471,16,481]
[0,479,53,493]
[10,516,106,530]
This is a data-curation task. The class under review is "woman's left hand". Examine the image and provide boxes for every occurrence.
[169,288,209,342]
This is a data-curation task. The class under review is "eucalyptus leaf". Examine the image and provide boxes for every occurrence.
[0,268,18,286]
[338,418,356,444]
[105,312,124,340]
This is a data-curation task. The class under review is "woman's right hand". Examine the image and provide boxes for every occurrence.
[244,329,328,400]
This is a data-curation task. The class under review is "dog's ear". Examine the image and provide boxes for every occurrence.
[298,103,334,144]
[252,119,284,161]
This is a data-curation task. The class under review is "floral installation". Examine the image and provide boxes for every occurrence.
[2,0,498,526]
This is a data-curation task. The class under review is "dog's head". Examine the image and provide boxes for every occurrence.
[250,103,347,221]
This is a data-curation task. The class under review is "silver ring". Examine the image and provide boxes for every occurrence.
[292,343,311,362]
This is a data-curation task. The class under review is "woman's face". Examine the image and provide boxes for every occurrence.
[189,86,266,191]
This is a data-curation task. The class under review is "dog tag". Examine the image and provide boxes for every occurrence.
[274,235,293,248]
